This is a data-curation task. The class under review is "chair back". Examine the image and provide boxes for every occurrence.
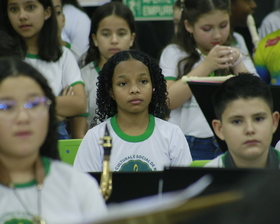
[189,160,211,167]
[58,139,82,165]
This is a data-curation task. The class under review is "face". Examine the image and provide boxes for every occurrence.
[52,0,65,35]
[184,10,230,54]
[231,0,257,27]
[110,59,153,117]
[0,76,49,159]
[92,15,136,68]
[7,0,51,43]
[212,98,279,166]
[173,6,182,34]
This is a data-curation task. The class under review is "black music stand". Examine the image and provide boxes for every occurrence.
[187,82,280,151]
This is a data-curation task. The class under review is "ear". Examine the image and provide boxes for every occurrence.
[109,89,115,100]
[212,119,225,141]
[44,6,51,20]
[129,32,136,47]
[184,20,193,33]
[272,111,279,134]
[92,34,98,47]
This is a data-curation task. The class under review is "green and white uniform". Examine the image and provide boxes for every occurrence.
[24,46,84,97]
[74,115,192,172]
[0,157,107,224]
[204,147,280,168]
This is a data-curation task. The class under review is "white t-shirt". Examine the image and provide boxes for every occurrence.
[74,115,192,172]
[24,47,84,96]
[0,157,107,224]
[81,62,100,127]
[258,10,280,39]
[65,42,84,62]
[159,44,213,138]
[62,4,91,54]
[159,41,258,138]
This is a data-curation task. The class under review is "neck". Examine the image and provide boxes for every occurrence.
[0,153,40,184]
[116,112,150,136]
[98,57,107,70]
[59,38,66,47]
[25,38,39,55]
[231,152,269,169]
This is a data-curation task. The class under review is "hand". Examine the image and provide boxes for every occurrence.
[56,115,65,122]
[62,85,74,96]
[203,45,235,71]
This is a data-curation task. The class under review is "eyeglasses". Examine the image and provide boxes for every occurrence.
[0,96,52,121]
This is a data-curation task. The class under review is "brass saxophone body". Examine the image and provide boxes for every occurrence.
[100,124,113,201]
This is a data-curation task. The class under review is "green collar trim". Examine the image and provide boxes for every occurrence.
[13,157,51,188]
[65,42,71,49]
[110,114,155,142]
[93,61,101,73]
[25,53,40,59]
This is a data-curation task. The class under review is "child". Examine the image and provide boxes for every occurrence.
[254,29,280,85]
[74,50,192,172]
[80,2,136,129]
[61,0,91,54]
[159,0,250,161]
[1,0,87,139]
[0,57,107,223]
[173,0,181,34]
[52,0,83,61]
[205,74,280,168]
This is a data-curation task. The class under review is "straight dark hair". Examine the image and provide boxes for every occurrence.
[213,73,273,121]
[0,57,59,159]
[83,2,137,66]
[173,0,232,78]
[0,0,62,62]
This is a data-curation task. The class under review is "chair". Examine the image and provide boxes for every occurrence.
[189,160,210,167]
[58,139,82,165]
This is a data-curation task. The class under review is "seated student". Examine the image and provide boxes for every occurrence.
[0,57,107,223]
[205,74,280,168]
[74,50,192,172]
[258,9,280,39]
[254,29,280,85]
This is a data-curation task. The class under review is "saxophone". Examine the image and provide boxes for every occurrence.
[99,124,113,201]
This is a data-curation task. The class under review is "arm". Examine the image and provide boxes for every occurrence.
[69,116,88,139]
[165,45,236,109]
[56,83,87,117]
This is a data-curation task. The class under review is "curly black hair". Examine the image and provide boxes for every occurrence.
[93,50,170,125]
[0,57,59,159]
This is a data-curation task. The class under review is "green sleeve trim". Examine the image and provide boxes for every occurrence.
[69,81,85,87]
[93,61,101,73]
[26,53,40,59]
[165,77,177,81]
[65,42,71,49]
[70,113,89,117]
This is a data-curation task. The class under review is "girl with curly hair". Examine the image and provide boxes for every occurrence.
[74,50,192,172]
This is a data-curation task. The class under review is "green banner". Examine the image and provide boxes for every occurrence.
[123,0,176,21]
